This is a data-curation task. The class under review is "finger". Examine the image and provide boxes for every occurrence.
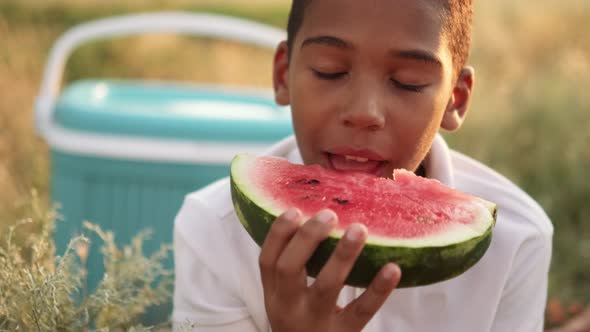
[308,223,367,313]
[259,208,301,297]
[339,263,401,331]
[274,209,337,299]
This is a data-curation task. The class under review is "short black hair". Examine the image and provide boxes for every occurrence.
[286,0,473,73]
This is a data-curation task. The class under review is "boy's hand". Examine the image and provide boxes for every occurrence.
[259,208,401,332]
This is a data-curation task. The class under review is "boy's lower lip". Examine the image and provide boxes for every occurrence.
[325,153,386,176]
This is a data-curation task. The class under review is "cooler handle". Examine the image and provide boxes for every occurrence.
[35,11,286,138]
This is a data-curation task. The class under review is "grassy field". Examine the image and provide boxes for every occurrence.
[1,0,589,327]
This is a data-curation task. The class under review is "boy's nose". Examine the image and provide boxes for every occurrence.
[339,94,386,131]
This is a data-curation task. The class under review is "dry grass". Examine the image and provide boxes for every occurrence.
[0,192,173,331]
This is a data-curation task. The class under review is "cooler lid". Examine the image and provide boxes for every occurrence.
[54,79,293,142]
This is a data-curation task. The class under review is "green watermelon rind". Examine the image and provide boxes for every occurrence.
[230,156,497,288]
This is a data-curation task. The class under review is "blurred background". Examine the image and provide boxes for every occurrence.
[0,0,588,329]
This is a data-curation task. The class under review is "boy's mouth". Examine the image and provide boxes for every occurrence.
[324,149,387,176]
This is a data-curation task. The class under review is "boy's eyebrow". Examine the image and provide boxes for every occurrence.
[300,35,443,68]
[391,49,443,68]
[301,35,351,49]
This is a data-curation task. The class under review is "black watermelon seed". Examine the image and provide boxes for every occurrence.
[295,179,320,185]
[333,198,349,205]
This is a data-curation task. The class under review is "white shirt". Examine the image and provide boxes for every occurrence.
[172,134,553,332]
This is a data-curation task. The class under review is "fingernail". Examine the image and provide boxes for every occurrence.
[283,208,299,222]
[316,209,336,224]
[383,264,400,281]
[346,223,366,241]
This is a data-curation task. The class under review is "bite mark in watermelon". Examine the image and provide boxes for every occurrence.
[230,154,497,288]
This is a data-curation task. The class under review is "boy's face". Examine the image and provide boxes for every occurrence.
[274,0,474,178]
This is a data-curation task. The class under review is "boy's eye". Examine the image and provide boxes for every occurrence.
[391,79,428,93]
[312,69,347,80]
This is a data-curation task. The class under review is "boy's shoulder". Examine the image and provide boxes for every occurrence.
[449,149,553,241]
[178,135,299,223]
[185,176,234,218]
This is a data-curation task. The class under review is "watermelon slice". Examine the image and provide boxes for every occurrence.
[230,154,497,288]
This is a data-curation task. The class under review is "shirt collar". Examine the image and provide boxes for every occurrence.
[425,134,455,187]
[265,133,455,187]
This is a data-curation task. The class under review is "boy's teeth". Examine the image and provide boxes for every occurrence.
[345,155,369,162]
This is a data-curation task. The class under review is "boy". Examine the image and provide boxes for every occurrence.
[172,0,553,331]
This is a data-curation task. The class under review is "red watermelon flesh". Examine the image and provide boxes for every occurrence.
[244,156,493,246]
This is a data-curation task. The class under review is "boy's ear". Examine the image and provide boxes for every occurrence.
[441,66,475,131]
[273,41,291,106]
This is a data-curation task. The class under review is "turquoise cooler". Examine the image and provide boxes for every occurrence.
[35,12,291,322]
